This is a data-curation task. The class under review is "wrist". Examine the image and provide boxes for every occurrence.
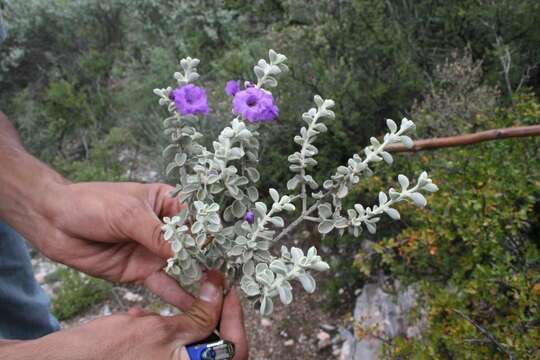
[0,144,69,246]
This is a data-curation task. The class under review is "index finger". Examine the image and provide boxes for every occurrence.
[219,288,248,360]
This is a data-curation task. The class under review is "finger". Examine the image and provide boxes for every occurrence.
[146,184,185,218]
[121,205,173,259]
[166,271,224,344]
[144,270,195,311]
[220,288,248,360]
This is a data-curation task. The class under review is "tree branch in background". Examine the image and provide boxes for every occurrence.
[386,124,540,153]
[452,309,515,360]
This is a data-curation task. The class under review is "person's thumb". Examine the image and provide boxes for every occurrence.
[169,271,225,358]
[120,204,173,259]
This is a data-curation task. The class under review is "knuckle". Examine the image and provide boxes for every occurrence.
[185,302,218,331]
[112,199,145,234]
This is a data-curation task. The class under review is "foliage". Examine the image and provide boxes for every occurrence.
[412,48,501,137]
[155,51,436,315]
[354,95,540,358]
[51,267,112,321]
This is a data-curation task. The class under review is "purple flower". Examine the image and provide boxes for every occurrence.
[170,84,209,116]
[232,87,279,123]
[244,210,255,224]
[225,80,241,97]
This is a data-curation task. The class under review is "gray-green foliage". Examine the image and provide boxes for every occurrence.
[155,50,437,315]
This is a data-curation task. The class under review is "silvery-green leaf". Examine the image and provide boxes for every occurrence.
[264,76,278,87]
[337,185,348,199]
[196,187,207,201]
[307,247,317,258]
[210,184,224,194]
[171,240,182,252]
[400,135,414,148]
[235,236,247,245]
[290,247,303,263]
[281,246,291,260]
[269,188,279,203]
[255,202,267,217]
[386,119,397,133]
[298,273,316,293]
[243,260,255,276]
[398,174,409,190]
[207,223,220,233]
[257,241,270,250]
[234,176,249,186]
[229,245,244,256]
[223,206,234,222]
[378,192,388,205]
[191,221,203,234]
[243,281,260,297]
[170,265,181,275]
[385,208,400,220]
[278,285,293,305]
[333,217,349,229]
[255,262,269,274]
[287,175,301,190]
[365,222,377,234]
[247,186,259,202]
[318,220,334,234]
[166,162,180,176]
[318,203,332,219]
[381,151,393,164]
[310,261,330,272]
[408,192,427,207]
[164,228,174,241]
[256,269,275,286]
[259,296,273,316]
[184,235,196,247]
[269,259,288,274]
[282,203,296,212]
[232,200,247,218]
[423,183,439,192]
[242,250,253,263]
[269,216,284,227]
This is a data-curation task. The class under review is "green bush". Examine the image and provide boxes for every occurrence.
[353,95,540,358]
[51,267,112,321]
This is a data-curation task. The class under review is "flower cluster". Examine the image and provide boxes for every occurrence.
[153,50,438,316]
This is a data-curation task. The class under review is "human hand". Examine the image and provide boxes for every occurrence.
[31,181,195,309]
[0,272,249,360]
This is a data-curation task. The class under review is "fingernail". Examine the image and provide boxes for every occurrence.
[199,280,220,302]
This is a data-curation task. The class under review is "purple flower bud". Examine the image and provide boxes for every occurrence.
[225,80,241,97]
[170,84,210,116]
[232,87,279,123]
[244,210,255,224]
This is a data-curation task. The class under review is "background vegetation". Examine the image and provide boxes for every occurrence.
[1,0,539,358]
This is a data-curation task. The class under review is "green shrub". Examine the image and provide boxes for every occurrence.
[353,95,540,358]
[51,267,112,321]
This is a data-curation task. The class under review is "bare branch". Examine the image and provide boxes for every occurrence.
[386,125,540,153]
[452,308,515,360]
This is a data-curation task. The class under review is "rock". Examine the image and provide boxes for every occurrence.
[279,330,289,338]
[160,307,173,316]
[123,291,143,302]
[101,304,112,316]
[340,281,425,360]
[283,339,295,347]
[317,330,332,350]
[320,323,336,332]
[261,318,272,327]
[298,334,307,343]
